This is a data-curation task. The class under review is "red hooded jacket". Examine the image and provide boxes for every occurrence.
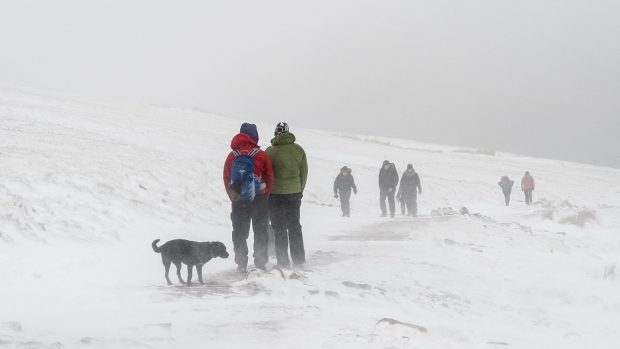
[223,133,274,200]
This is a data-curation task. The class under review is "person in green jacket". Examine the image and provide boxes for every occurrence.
[266,122,308,268]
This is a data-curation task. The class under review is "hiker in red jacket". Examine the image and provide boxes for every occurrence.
[521,171,535,205]
[223,123,274,272]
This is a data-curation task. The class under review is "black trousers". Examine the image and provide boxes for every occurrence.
[523,189,533,205]
[231,195,269,270]
[380,188,396,215]
[339,190,352,216]
[269,193,305,267]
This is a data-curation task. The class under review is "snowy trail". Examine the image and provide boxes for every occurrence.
[1,86,620,348]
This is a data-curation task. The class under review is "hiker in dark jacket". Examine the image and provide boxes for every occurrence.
[397,164,422,216]
[333,166,357,217]
[379,160,399,217]
[498,176,514,206]
[223,123,274,272]
[266,122,308,268]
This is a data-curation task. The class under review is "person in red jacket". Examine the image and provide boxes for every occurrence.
[223,123,274,272]
[521,171,535,205]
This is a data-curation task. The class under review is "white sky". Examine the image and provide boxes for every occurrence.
[1,0,619,167]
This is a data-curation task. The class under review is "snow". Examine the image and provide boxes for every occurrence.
[1,85,619,348]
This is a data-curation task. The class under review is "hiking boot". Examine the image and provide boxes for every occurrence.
[277,262,291,269]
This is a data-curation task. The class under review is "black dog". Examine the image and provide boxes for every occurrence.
[152,239,229,285]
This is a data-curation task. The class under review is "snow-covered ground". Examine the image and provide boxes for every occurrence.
[1,86,619,348]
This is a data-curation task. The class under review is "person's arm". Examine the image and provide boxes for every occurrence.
[261,152,274,195]
[300,148,308,193]
[223,152,235,201]
[417,174,422,194]
[397,176,404,200]
[393,170,399,189]
[333,175,340,196]
[351,176,357,194]
[532,177,535,190]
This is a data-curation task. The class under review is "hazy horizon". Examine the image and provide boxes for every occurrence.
[1,0,618,168]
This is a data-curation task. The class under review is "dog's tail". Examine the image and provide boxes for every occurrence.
[152,239,162,253]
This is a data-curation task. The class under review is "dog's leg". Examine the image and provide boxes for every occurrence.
[162,255,173,285]
[187,264,193,286]
[197,264,204,284]
[174,261,186,284]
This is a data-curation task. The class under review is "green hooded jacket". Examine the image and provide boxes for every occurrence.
[266,132,308,194]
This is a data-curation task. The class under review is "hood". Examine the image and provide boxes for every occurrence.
[271,132,296,146]
[230,133,259,152]
[240,123,259,142]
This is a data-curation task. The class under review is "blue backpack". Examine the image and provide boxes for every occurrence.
[229,148,261,201]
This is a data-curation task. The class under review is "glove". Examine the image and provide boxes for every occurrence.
[353,190,357,195]
[334,193,339,198]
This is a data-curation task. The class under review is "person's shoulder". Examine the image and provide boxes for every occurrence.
[290,142,306,155]
[255,148,270,158]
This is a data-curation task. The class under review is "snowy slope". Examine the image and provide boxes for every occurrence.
[1,86,619,349]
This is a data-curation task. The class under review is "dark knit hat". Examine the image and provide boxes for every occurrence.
[382,160,390,166]
[407,164,414,170]
[274,122,289,136]
[240,123,259,142]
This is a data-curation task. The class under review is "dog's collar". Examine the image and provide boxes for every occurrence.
[206,242,213,260]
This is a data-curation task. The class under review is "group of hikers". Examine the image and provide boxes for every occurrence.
[498,171,536,206]
[223,122,307,273]
[223,121,537,272]
[334,164,535,217]
[333,161,422,218]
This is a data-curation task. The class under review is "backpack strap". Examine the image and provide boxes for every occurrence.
[248,148,260,157]
[232,148,260,157]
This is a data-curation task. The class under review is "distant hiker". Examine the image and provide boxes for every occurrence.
[379,160,399,217]
[521,171,535,205]
[223,123,274,272]
[498,176,514,206]
[266,122,308,268]
[333,166,357,217]
[397,164,422,216]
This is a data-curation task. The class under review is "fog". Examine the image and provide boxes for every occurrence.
[1,0,618,167]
